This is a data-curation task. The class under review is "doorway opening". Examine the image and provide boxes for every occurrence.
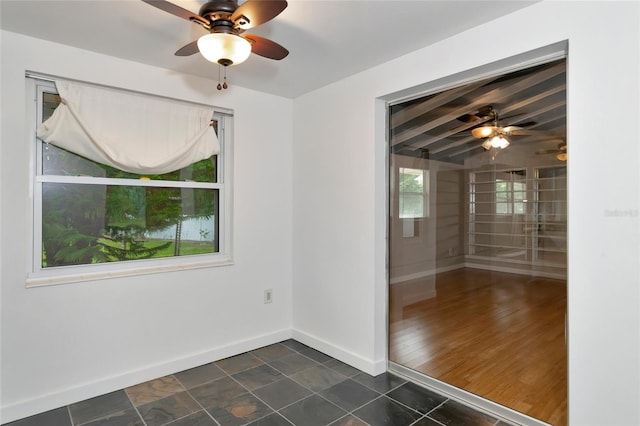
[387,58,567,425]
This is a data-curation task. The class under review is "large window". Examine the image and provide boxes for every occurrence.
[29,80,232,284]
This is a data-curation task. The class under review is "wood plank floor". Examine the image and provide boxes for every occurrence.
[389,268,567,425]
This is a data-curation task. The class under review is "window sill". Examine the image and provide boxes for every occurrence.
[26,256,233,288]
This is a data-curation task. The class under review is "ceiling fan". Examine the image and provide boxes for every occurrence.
[536,141,567,161]
[470,106,537,150]
[142,0,289,89]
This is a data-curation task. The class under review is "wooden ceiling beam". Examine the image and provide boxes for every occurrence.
[390,80,490,129]
[390,61,566,147]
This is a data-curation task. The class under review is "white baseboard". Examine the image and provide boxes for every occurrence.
[390,263,464,284]
[391,260,566,284]
[291,329,386,376]
[0,328,292,424]
[464,261,567,280]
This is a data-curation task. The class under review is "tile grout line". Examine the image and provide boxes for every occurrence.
[380,392,429,418]
[65,405,74,426]
[223,362,310,424]
[248,347,422,426]
[178,382,222,426]
[165,344,315,425]
[122,388,148,426]
[419,398,451,426]
[244,346,372,425]
[240,361,339,424]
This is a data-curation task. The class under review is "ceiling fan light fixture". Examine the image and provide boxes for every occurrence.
[482,134,510,150]
[197,33,252,66]
[472,126,496,139]
[556,152,568,161]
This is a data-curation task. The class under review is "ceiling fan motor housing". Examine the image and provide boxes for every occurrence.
[198,0,244,66]
[199,0,246,25]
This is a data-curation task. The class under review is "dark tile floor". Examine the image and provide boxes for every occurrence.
[5,340,511,426]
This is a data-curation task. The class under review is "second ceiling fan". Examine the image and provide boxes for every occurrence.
[470,106,537,150]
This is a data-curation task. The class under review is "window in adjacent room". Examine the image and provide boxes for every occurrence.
[495,170,526,215]
[399,167,429,219]
[28,78,233,284]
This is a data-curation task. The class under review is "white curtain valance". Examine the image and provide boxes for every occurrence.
[37,79,219,175]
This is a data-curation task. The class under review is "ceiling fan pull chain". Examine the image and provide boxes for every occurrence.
[216,64,229,90]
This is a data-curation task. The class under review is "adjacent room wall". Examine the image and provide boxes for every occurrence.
[0,31,294,423]
[292,2,639,425]
[387,157,465,284]
[388,155,437,283]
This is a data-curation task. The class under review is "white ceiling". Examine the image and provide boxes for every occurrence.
[0,0,536,98]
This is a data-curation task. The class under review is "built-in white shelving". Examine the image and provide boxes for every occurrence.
[468,166,567,271]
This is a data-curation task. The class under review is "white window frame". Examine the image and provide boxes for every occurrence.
[398,167,429,219]
[26,77,234,287]
[495,177,526,215]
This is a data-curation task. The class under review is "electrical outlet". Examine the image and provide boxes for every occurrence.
[264,289,273,304]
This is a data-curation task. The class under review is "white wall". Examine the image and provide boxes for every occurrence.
[292,1,639,425]
[0,31,293,423]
